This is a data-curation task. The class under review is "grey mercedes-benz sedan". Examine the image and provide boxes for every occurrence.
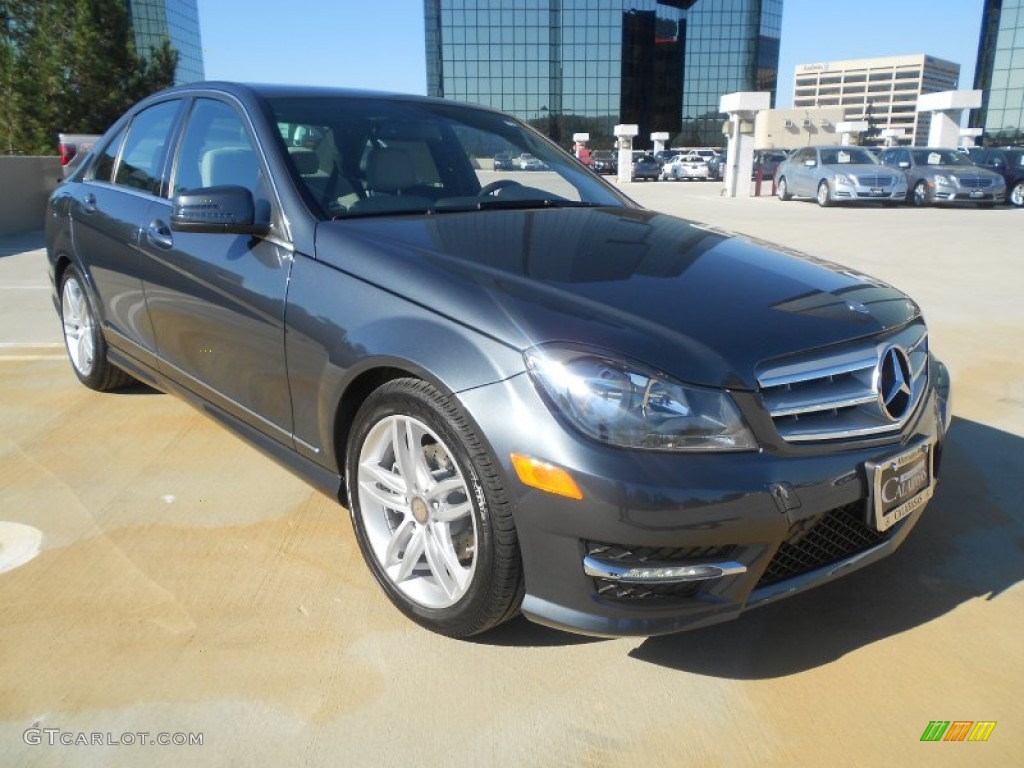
[46,83,952,638]
[879,147,1006,206]
[777,145,908,206]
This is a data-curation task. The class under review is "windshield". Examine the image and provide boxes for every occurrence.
[819,148,878,165]
[911,149,972,166]
[265,96,626,218]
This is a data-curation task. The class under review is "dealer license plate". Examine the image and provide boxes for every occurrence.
[970,190,985,198]
[866,441,934,532]
[870,187,884,196]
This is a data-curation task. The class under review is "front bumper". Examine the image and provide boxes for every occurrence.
[931,186,1005,204]
[832,180,907,202]
[459,358,951,638]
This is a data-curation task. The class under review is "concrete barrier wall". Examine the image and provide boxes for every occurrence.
[0,157,61,236]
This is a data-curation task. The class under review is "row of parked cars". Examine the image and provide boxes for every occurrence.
[775,145,1024,207]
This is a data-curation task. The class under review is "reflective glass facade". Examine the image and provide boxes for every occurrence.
[424,0,781,148]
[972,0,1024,143]
[125,0,205,84]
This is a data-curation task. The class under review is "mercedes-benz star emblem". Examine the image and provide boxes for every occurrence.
[878,346,913,421]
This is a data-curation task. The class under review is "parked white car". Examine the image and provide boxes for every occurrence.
[662,153,710,181]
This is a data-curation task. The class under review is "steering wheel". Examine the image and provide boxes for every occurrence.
[478,179,522,197]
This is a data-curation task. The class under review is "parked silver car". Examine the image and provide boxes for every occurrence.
[776,146,907,206]
[878,147,1006,207]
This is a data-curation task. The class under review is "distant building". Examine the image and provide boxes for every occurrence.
[971,0,1024,144]
[124,0,205,84]
[424,0,782,148]
[793,54,960,146]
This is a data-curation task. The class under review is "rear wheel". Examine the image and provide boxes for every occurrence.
[346,378,522,637]
[816,180,832,207]
[59,266,134,391]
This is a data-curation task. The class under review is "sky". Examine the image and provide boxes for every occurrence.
[197,0,986,106]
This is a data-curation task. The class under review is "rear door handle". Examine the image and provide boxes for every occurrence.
[146,219,174,250]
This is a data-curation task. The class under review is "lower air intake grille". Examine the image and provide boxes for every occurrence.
[756,502,889,588]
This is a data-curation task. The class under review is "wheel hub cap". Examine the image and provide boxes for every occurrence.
[411,496,430,525]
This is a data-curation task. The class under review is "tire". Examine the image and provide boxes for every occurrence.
[777,176,791,201]
[816,180,832,207]
[346,378,523,637]
[59,266,135,391]
[912,180,931,207]
[1010,180,1024,208]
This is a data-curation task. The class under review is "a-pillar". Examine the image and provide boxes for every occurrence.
[916,91,983,148]
[614,124,638,183]
[719,92,770,198]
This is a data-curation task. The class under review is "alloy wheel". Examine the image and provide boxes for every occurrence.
[356,414,478,609]
[61,276,95,377]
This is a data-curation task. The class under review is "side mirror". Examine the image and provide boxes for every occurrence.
[171,185,269,235]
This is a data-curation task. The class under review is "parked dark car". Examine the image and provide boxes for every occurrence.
[969,147,1024,207]
[46,82,951,639]
[752,150,788,180]
[878,147,1005,207]
[590,150,616,174]
[707,151,727,180]
[493,151,514,171]
[631,153,662,180]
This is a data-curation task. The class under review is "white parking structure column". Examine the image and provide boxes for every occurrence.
[615,124,638,183]
[836,121,869,146]
[719,92,770,198]
[651,132,669,155]
[916,91,983,148]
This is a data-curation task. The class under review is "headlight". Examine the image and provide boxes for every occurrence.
[933,174,953,187]
[525,345,757,452]
[833,173,853,185]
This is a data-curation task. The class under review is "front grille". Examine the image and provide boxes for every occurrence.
[956,176,993,189]
[586,541,735,601]
[758,322,929,443]
[852,174,895,187]
[756,502,889,588]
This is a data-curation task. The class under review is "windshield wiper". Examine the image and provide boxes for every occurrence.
[432,198,604,213]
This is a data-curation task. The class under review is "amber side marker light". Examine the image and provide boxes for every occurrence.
[510,453,583,500]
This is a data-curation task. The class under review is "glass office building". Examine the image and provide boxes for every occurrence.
[424,0,781,148]
[125,0,205,84]
[972,0,1024,143]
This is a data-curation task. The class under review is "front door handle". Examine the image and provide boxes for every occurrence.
[81,193,96,214]
[146,219,174,250]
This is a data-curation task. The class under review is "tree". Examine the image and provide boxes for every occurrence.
[1,0,179,155]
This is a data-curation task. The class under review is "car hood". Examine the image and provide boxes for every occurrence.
[918,164,1004,179]
[314,207,919,390]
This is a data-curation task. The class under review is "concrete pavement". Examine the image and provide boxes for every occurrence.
[0,187,1020,767]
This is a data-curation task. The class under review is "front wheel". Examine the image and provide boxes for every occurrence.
[1010,180,1024,208]
[816,180,832,207]
[59,266,134,391]
[346,378,522,637]
[912,180,931,207]
[777,176,791,201]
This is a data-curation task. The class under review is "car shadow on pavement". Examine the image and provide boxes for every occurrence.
[628,416,1024,676]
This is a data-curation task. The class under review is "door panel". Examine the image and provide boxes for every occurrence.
[139,98,294,442]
